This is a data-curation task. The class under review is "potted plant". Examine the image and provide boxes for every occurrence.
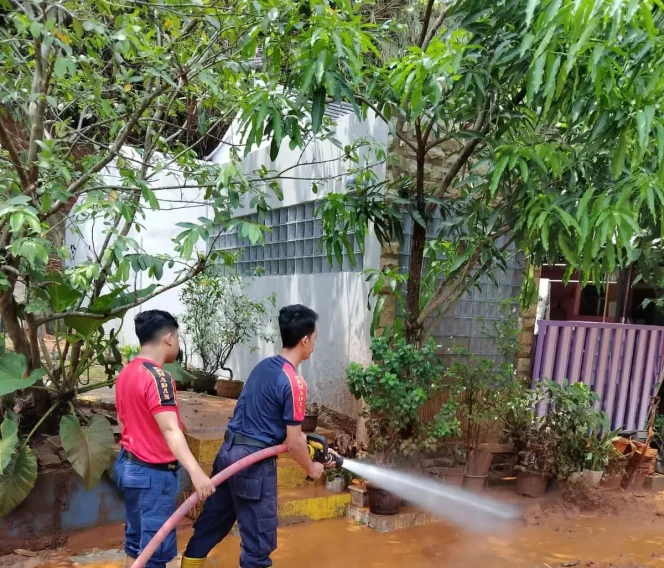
[324,468,353,492]
[601,437,628,489]
[580,430,619,487]
[447,316,521,491]
[545,381,609,482]
[180,269,275,397]
[302,403,320,433]
[347,335,459,515]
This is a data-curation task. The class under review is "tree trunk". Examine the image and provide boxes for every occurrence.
[405,140,428,345]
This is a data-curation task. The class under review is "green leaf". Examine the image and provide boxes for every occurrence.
[0,445,37,517]
[0,417,18,475]
[489,155,509,195]
[64,316,112,339]
[525,0,540,27]
[164,362,195,385]
[528,52,547,102]
[0,353,46,397]
[54,57,68,78]
[46,281,80,312]
[636,106,655,151]
[311,86,326,134]
[612,131,628,180]
[60,415,115,490]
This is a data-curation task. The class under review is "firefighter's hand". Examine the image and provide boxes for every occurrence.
[325,448,340,468]
[192,471,216,501]
[307,462,325,480]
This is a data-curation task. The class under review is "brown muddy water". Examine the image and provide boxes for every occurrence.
[18,514,664,568]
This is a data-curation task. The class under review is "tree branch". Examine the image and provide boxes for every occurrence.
[418,0,436,48]
[355,95,418,152]
[35,257,207,326]
[0,119,29,189]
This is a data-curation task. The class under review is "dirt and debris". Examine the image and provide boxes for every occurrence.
[524,484,661,528]
[317,405,357,436]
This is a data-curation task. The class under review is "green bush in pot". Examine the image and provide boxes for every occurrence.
[180,268,275,394]
[347,335,459,468]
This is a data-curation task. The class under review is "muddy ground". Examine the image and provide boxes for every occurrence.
[1,484,663,568]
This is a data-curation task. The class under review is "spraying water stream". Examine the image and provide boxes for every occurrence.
[342,459,521,531]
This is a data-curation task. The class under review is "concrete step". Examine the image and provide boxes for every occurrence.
[179,481,350,525]
[185,428,338,491]
[277,485,351,524]
[194,458,309,490]
[185,428,338,464]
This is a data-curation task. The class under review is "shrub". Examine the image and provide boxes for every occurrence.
[180,270,275,378]
[347,335,458,465]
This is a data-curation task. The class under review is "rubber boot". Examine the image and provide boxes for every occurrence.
[180,556,207,568]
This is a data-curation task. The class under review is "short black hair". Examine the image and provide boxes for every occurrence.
[135,310,179,345]
[279,305,318,348]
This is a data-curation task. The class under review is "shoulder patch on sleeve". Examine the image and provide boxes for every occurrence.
[143,362,176,407]
[282,364,308,422]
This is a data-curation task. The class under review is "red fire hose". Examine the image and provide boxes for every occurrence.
[132,444,289,568]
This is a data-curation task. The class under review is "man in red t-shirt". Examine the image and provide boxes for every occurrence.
[114,310,215,568]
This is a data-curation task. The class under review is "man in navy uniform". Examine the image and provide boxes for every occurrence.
[181,304,326,568]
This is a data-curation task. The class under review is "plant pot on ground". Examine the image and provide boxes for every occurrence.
[180,269,276,399]
[302,403,320,433]
[324,468,351,492]
[190,369,217,395]
[366,483,401,515]
[516,467,550,498]
[215,378,244,399]
[427,466,465,488]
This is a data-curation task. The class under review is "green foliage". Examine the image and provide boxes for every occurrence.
[0,353,47,397]
[0,416,18,476]
[505,380,609,477]
[318,0,664,340]
[0,443,37,518]
[59,414,116,490]
[347,335,459,463]
[180,269,276,377]
[120,344,140,363]
[0,0,371,508]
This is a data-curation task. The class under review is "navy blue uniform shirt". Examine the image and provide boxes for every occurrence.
[227,355,308,446]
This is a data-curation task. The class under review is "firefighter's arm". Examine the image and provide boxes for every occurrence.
[286,424,323,479]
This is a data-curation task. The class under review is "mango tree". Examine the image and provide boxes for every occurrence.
[0,0,369,516]
[317,0,664,343]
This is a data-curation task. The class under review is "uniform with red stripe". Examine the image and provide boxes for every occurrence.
[183,305,320,568]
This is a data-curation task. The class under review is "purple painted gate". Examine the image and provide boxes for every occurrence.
[532,320,664,431]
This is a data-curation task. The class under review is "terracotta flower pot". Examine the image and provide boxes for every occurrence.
[367,483,400,515]
[302,414,318,433]
[516,469,549,498]
[191,370,217,395]
[427,466,465,488]
[463,474,488,492]
[215,379,244,399]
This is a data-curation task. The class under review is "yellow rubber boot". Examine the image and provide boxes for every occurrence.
[181,556,207,568]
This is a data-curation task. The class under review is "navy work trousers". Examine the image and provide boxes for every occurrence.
[184,441,279,567]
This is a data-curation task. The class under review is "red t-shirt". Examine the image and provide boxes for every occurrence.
[116,357,183,464]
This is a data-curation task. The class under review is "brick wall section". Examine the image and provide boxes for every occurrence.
[516,266,541,382]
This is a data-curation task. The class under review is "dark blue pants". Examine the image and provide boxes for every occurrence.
[184,441,278,567]
[114,449,180,568]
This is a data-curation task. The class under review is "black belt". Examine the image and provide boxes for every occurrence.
[224,429,270,449]
[125,451,179,472]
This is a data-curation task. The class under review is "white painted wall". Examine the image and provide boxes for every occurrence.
[65,148,210,344]
[66,106,388,416]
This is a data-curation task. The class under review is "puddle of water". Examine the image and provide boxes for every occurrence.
[34,515,664,568]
